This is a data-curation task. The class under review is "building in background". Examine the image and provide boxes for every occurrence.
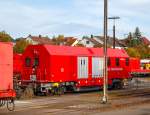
[25,35,53,45]
[78,35,126,49]
[140,37,150,47]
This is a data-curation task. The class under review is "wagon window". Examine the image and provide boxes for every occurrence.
[116,58,120,66]
[86,41,90,44]
[83,60,85,65]
[25,58,31,67]
[80,59,86,65]
[126,58,129,66]
[81,59,82,65]
[107,58,111,66]
[34,58,39,66]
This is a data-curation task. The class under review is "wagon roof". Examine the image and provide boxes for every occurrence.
[43,45,129,57]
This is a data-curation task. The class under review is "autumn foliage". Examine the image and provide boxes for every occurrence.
[0,31,13,42]
[125,27,150,59]
[13,39,30,53]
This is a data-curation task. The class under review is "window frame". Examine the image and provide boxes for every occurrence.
[107,57,111,66]
[86,41,90,44]
[126,58,129,66]
[25,57,31,67]
[116,58,120,66]
[33,57,39,67]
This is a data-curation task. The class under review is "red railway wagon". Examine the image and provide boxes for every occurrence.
[0,42,15,111]
[21,45,133,94]
[129,58,150,77]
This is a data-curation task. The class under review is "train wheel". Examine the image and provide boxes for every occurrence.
[43,91,49,96]
[16,87,23,99]
[0,100,5,107]
[57,86,65,96]
[0,100,4,107]
[113,82,122,90]
[21,87,34,99]
[7,99,15,111]
[0,100,3,107]
[61,86,65,95]
[50,88,55,96]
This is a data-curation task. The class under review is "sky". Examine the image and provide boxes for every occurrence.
[0,0,150,39]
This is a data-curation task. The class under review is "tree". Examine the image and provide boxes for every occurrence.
[126,44,150,59]
[134,27,142,39]
[83,36,89,39]
[0,31,13,42]
[125,32,133,46]
[13,39,30,53]
[129,39,141,47]
[126,48,141,58]
[128,32,133,40]
[52,35,65,45]
[136,44,150,59]
[57,35,65,43]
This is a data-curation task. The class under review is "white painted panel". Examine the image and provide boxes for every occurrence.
[78,57,88,79]
[92,57,104,78]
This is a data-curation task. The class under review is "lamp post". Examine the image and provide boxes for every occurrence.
[108,16,120,49]
[101,0,108,104]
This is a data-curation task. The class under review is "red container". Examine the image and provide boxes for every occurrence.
[0,42,15,111]
[0,42,15,98]
[0,42,13,91]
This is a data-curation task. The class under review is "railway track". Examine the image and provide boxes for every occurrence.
[1,77,150,115]
[110,88,150,99]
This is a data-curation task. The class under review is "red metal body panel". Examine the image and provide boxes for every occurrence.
[131,69,150,74]
[0,42,15,98]
[0,90,16,98]
[21,45,132,88]
[13,54,23,74]
[129,58,141,71]
[130,58,150,73]
[50,55,76,82]
[108,57,130,80]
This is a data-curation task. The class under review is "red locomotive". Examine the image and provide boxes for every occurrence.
[19,45,141,95]
[0,42,15,111]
